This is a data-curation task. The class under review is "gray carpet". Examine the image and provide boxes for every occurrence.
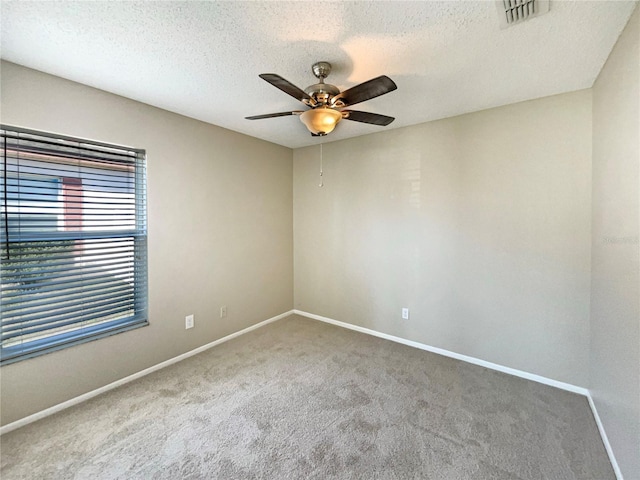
[1,315,614,479]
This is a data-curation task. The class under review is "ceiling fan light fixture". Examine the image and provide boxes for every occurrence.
[299,108,342,136]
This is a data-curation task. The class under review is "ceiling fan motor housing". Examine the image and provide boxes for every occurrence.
[305,61,341,105]
[305,82,340,105]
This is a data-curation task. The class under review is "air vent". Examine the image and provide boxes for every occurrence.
[496,0,549,28]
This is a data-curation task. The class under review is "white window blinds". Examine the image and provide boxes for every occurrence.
[0,125,148,365]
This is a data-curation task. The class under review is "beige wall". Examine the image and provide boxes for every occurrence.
[0,62,294,426]
[591,5,640,480]
[294,90,593,386]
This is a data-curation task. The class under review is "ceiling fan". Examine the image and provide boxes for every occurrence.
[246,61,397,136]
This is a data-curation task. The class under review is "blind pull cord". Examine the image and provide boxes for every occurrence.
[2,133,9,260]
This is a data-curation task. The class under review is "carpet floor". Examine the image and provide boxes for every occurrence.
[1,315,614,479]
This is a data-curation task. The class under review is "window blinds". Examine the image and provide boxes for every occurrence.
[0,125,148,364]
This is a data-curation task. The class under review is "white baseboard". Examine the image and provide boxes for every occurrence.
[293,310,588,395]
[0,310,294,436]
[587,394,624,480]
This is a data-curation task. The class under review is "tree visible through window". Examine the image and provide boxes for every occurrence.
[0,126,148,364]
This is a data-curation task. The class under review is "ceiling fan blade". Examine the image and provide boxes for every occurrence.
[259,74,312,103]
[342,110,395,126]
[245,111,302,120]
[336,76,397,107]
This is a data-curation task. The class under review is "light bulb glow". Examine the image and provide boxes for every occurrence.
[300,108,342,135]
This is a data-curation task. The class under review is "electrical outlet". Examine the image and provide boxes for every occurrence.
[220,306,227,318]
[185,314,194,329]
[402,308,409,320]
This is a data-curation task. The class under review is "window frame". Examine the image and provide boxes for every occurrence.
[0,125,148,365]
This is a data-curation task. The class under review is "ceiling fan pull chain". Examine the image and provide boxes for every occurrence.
[319,143,324,188]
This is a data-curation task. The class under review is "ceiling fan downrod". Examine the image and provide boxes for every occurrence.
[305,61,340,106]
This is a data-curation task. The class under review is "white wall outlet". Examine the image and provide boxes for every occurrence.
[402,308,410,320]
[220,306,227,318]
[185,314,194,329]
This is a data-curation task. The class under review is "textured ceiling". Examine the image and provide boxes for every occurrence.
[1,1,637,149]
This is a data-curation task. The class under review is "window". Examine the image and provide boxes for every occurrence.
[0,126,148,365]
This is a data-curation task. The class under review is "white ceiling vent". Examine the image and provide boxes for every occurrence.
[496,0,550,28]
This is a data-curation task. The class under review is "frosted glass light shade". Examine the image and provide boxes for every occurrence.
[300,108,342,135]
